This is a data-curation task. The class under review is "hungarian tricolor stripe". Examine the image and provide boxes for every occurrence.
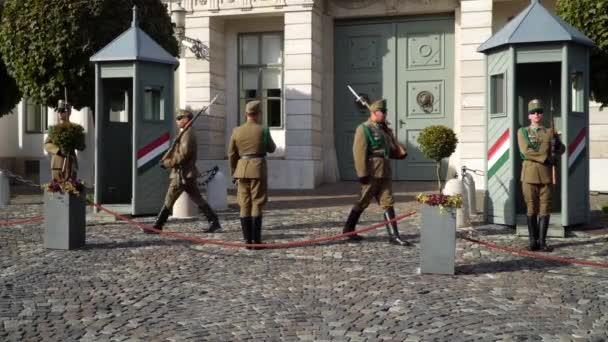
[488,129,510,179]
[137,133,170,174]
[568,128,586,173]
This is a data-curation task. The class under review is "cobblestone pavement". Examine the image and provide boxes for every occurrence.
[1,182,608,341]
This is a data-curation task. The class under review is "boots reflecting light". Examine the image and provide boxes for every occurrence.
[538,215,553,252]
[343,209,363,241]
[384,207,411,246]
[526,215,539,251]
[145,205,171,234]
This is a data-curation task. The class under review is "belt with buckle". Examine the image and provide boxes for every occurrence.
[240,154,266,160]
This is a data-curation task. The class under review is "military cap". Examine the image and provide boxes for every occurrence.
[245,100,261,114]
[528,99,544,114]
[56,100,71,113]
[175,108,193,119]
[369,99,387,112]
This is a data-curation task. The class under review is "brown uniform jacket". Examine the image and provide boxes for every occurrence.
[44,122,85,180]
[165,127,199,180]
[228,121,276,179]
[353,119,398,179]
[517,126,564,184]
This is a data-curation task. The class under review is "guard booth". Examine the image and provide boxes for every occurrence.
[90,7,178,215]
[479,0,594,236]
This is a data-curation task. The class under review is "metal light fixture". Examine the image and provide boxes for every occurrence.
[169,1,210,61]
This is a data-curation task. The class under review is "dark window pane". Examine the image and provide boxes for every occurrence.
[267,89,281,97]
[245,90,257,98]
[26,99,43,133]
[267,99,281,127]
[143,88,164,121]
[491,74,505,115]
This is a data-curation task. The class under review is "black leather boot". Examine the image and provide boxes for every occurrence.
[201,206,222,233]
[240,217,253,249]
[343,209,364,241]
[145,205,171,234]
[252,216,264,250]
[538,215,553,252]
[384,207,411,246]
[526,215,539,251]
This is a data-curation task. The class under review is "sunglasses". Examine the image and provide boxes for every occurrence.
[176,115,185,121]
[529,111,544,115]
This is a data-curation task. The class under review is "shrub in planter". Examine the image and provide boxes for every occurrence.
[417,125,458,193]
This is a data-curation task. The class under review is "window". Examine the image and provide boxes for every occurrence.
[109,90,129,123]
[238,32,283,127]
[571,72,583,113]
[143,86,164,121]
[25,99,47,133]
[490,73,506,115]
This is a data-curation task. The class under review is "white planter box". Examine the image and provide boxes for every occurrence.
[44,191,86,250]
[420,204,457,275]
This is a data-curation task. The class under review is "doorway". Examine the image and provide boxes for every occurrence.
[334,17,454,180]
[514,62,562,216]
[100,78,132,204]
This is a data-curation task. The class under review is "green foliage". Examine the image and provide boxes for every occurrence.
[557,0,608,107]
[48,122,86,151]
[0,0,178,111]
[417,125,458,162]
[0,0,21,116]
[602,201,608,214]
[417,125,458,192]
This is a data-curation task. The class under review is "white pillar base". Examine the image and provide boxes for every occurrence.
[172,192,196,218]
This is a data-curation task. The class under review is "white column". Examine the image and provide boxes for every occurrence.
[456,0,493,190]
[283,10,323,188]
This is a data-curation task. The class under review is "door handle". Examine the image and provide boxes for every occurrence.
[399,119,405,128]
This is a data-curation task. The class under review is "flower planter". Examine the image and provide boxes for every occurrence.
[420,204,457,275]
[44,191,86,250]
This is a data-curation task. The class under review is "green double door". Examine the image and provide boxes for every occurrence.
[335,18,454,180]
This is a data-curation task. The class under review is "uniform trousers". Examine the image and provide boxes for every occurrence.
[237,178,267,217]
[353,177,394,212]
[163,177,214,217]
[522,182,552,216]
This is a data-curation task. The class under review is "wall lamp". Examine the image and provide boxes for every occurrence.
[170,1,210,61]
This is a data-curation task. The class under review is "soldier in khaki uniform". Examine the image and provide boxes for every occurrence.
[228,100,276,249]
[147,109,222,234]
[517,99,565,251]
[44,100,85,181]
[343,99,410,246]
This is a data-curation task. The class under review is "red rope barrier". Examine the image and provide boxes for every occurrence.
[0,216,43,225]
[90,202,415,249]
[462,236,608,268]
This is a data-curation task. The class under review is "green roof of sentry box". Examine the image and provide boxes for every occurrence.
[90,6,178,65]
[478,0,595,53]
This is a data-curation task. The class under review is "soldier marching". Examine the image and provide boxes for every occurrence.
[149,108,222,234]
[342,98,411,246]
[517,99,565,252]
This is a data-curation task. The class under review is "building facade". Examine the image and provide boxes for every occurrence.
[1,0,606,192]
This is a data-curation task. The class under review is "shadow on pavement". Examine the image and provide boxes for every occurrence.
[84,239,190,250]
[456,257,568,274]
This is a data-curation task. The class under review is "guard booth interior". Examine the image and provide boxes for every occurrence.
[90,8,178,216]
[479,0,594,237]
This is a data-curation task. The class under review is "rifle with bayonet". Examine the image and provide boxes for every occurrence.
[161,93,220,163]
[549,80,561,185]
[347,85,407,159]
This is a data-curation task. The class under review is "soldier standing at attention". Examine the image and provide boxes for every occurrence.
[517,99,565,252]
[228,100,276,249]
[44,100,85,181]
[342,99,410,246]
[147,109,222,234]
